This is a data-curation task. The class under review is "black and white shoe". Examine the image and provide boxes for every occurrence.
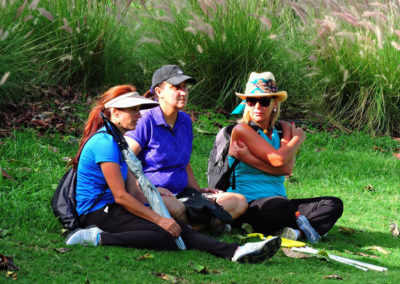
[232,236,281,263]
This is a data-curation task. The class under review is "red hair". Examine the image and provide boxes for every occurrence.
[69,85,137,169]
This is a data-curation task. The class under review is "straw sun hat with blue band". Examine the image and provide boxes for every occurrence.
[231,72,287,115]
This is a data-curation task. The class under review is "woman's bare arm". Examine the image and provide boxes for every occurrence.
[231,122,305,167]
[125,136,142,156]
[229,140,294,175]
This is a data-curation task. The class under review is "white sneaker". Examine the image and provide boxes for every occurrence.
[65,225,103,246]
[232,236,281,263]
[275,227,300,240]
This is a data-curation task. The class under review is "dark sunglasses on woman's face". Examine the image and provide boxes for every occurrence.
[246,97,275,107]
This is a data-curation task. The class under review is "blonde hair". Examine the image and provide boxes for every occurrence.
[239,99,281,129]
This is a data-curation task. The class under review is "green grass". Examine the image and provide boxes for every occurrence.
[1,115,399,282]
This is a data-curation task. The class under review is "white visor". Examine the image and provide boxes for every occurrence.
[104,92,159,109]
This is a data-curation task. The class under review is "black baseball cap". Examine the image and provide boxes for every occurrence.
[151,65,196,91]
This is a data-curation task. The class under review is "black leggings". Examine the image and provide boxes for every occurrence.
[79,203,238,259]
[233,196,343,236]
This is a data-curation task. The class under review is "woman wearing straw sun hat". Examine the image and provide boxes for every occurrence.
[228,72,343,242]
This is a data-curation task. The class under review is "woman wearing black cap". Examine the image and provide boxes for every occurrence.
[125,65,248,231]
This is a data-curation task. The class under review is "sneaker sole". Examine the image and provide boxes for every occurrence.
[238,237,282,264]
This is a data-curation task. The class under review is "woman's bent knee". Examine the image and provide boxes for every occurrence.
[216,193,248,219]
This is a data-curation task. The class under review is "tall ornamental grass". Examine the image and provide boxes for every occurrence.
[1,0,399,135]
[0,0,143,103]
[293,0,400,135]
[135,0,309,109]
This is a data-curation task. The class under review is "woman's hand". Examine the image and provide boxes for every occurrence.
[229,140,251,160]
[157,187,174,197]
[291,122,306,144]
[279,120,292,145]
[199,188,222,194]
[157,217,181,237]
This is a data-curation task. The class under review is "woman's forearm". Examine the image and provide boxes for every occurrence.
[241,152,294,175]
[101,162,162,225]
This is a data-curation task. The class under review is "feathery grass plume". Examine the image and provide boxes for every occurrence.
[196,44,203,53]
[138,37,161,45]
[394,30,400,39]
[287,2,309,25]
[332,12,359,27]
[269,34,277,40]
[391,41,400,50]
[157,16,174,23]
[29,0,40,10]
[0,72,11,85]
[198,0,217,17]
[357,34,373,45]
[260,16,272,31]
[357,20,372,32]
[24,29,33,38]
[362,11,387,22]
[154,2,172,16]
[15,0,28,20]
[343,69,349,83]
[370,2,389,10]
[1,30,9,41]
[188,13,215,40]
[59,55,73,62]
[184,27,197,35]
[336,31,355,43]
[24,14,33,22]
[214,0,226,11]
[38,8,54,22]
[62,18,73,34]
[315,16,336,47]
[323,0,342,13]
[373,24,383,49]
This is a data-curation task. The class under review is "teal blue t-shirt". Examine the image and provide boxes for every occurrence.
[227,128,286,202]
[76,128,128,215]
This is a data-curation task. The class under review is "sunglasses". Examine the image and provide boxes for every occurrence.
[246,97,275,107]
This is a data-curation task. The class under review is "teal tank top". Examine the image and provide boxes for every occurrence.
[227,128,286,202]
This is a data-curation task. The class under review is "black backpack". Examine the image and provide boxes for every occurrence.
[51,131,107,231]
[207,122,283,191]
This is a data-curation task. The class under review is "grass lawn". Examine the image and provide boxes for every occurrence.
[1,116,399,283]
